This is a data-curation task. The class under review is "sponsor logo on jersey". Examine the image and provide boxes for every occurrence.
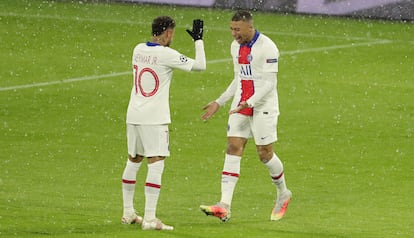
[239,64,253,78]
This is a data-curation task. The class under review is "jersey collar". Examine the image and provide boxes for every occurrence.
[146,42,161,47]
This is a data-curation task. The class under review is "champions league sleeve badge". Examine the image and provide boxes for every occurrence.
[180,55,188,63]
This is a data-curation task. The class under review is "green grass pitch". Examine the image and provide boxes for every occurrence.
[1,1,413,237]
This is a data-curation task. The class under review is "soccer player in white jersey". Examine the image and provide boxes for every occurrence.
[200,10,292,222]
[121,16,206,231]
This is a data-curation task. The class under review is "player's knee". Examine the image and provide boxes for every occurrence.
[226,137,247,156]
[148,156,165,164]
[226,143,243,156]
[129,154,144,163]
[256,146,273,163]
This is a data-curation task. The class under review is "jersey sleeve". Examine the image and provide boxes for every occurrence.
[163,47,195,72]
[216,77,238,106]
[262,41,279,73]
[191,40,206,71]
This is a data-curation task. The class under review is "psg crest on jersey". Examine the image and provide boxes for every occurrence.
[247,54,253,62]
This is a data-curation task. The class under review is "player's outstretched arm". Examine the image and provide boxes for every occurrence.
[202,101,220,121]
[187,19,206,71]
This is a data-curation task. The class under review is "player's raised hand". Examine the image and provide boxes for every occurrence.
[202,101,219,121]
[186,19,204,41]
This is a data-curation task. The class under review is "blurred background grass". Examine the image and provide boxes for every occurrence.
[1,1,413,237]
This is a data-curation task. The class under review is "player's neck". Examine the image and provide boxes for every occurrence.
[243,29,256,44]
[151,36,169,47]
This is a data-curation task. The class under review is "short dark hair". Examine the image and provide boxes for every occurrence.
[231,10,253,22]
[152,16,176,36]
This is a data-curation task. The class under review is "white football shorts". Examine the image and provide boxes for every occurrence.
[126,124,170,157]
[227,111,278,145]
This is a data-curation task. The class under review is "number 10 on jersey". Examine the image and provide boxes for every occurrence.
[134,65,160,97]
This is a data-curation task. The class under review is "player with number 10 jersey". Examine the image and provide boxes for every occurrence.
[121,17,205,231]
[127,40,204,125]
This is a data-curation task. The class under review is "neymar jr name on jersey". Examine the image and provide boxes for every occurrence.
[135,53,158,65]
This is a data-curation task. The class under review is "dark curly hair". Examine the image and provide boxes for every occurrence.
[152,16,176,36]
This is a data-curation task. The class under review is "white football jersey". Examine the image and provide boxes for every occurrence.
[126,42,195,125]
[230,32,280,115]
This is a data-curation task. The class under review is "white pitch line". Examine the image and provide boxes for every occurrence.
[0,40,392,92]
[282,39,392,55]
[0,72,130,92]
